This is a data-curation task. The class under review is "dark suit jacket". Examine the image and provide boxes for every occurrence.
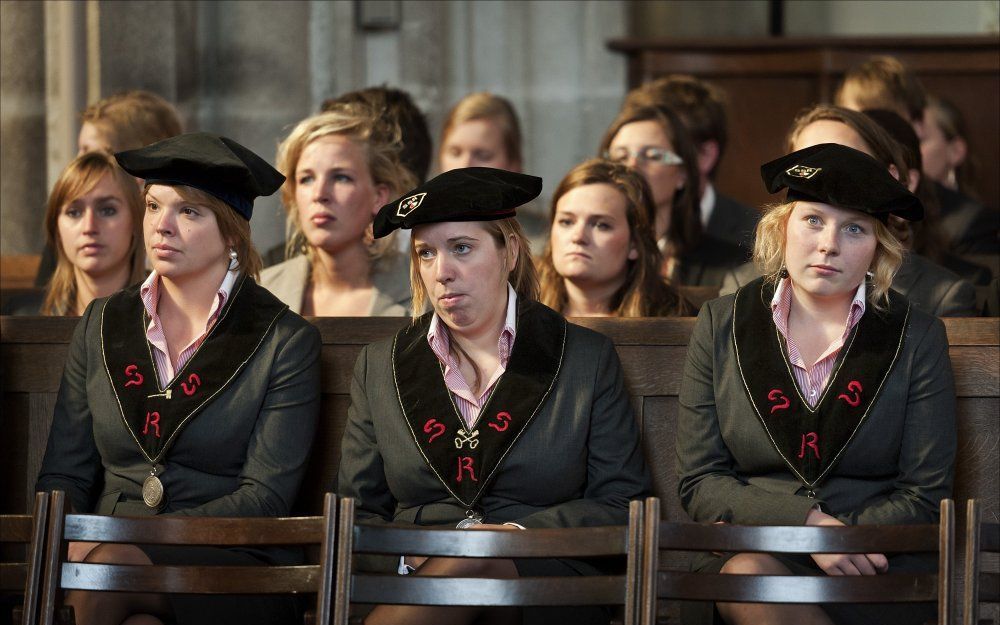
[705,191,760,250]
[720,252,978,317]
[337,302,651,529]
[676,287,956,526]
[936,183,1000,256]
[36,278,322,517]
[676,235,750,288]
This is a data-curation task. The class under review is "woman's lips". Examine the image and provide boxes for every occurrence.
[79,243,104,255]
[809,264,841,276]
[311,213,335,226]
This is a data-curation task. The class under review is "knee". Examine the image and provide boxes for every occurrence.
[84,543,154,566]
[426,556,517,579]
[720,553,790,576]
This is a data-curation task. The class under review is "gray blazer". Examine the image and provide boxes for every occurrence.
[676,289,956,526]
[36,280,321,517]
[337,303,651,529]
[720,252,978,317]
[259,252,412,316]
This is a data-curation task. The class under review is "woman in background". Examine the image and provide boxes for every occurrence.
[438,92,522,173]
[5,152,145,315]
[538,158,690,317]
[599,104,745,287]
[260,102,416,316]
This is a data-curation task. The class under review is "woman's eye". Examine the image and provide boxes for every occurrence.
[64,208,82,218]
[473,151,495,162]
[595,221,611,231]
[181,207,200,217]
[297,175,313,185]
[98,205,118,217]
[454,243,471,254]
[446,147,462,157]
[334,174,353,183]
[145,202,159,212]
[846,223,865,235]
[805,215,821,226]
[556,218,573,227]
[417,248,434,260]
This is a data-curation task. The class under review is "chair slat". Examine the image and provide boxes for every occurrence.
[62,514,325,545]
[979,571,1000,602]
[353,523,628,558]
[979,522,1000,553]
[656,522,940,554]
[351,575,626,606]
[0,562,28,591]
[0,516,34,543]
[59,563,320,594]
[656,570,938,604]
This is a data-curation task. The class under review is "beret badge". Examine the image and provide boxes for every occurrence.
[786,165,821,179]
[396,192,427,218]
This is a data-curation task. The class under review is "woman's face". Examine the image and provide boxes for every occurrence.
[439,119,519,172]
[784,201,877,301]
[607,121,686,212]
[77,122,112,156]
[143,184,228,282]
[294,135,388,256]
[414,221,515,338]
[550,183,636,288]
[58,173,135,279]
[919,112,963,186]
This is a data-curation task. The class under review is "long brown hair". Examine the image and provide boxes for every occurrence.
[43,152,145,315]
[538,159,690,317]
[598,104,702,258]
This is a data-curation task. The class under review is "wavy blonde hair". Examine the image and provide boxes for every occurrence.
[753,201,904,311]
[275,104,416,263]
[43,152,145,315]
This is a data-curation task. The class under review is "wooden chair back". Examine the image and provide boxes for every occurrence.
[0,492,49,625]
[640,497,955,625]
[963,498,1000,625]
[331,497,645,625]
[38,491,337,625]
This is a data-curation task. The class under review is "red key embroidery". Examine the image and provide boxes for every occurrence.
[142,411,161,438]
[767,389,790,414]
[837,380,863,407]
[423,418,446,444]
[797,432,820,459]
[488,411,512,432]
[181,373,201,396]
[124,364,144,388]
[456,456,478,482]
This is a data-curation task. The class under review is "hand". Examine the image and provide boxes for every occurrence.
[805,509,888,576]
[467,523,520,531]
[67,541,101,562]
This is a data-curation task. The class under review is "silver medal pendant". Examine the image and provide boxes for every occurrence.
[142,470,164,508]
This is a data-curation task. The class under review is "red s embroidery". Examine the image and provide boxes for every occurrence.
[797,432,820,459]
[124,364,144,388]
[767,389,791,414]
[456,456,478,482]
[423,418,446,444]
[142,411,161,438]
[181,373,201,396]
[488,411,512,432]
[837,380,863,407]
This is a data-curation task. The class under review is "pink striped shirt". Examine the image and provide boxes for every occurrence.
[140,270,238,388]
[771,278,866,408]
[427,284,517,430]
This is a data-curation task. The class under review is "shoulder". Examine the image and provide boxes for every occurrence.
[1,289,45,315]
[259,254,309,286]
[691,235,749,266]
[893,254,975,316]
[371,252,413,315]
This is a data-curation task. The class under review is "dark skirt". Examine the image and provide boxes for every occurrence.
[138,545,302,625]
[513,557,615,625]
[680,551,936,625]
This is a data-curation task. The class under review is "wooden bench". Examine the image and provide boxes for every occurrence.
[1,316,997,618]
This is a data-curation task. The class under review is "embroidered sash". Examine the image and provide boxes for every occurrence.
[101,276,288,464]
[393,300,567,509]
[733,278,909,490]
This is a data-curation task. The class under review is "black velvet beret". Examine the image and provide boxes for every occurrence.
[373,167,542,239]
[761,143,923,222]
[115,132,285,220]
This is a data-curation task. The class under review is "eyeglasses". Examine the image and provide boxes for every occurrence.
[604,146,684,166]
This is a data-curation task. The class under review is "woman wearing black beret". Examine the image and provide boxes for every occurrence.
[676,143,956,625]
[338,167,651,625]
[36,132,322,625]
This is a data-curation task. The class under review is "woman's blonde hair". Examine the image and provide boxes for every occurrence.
[144,183,263,280]
[80,90,183,152]
[598,104,702,258]
[43,152,145,315]
[275,104,416,263]
[439,92,523,170]
[753,201,904,311]
[538,159,690,317]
